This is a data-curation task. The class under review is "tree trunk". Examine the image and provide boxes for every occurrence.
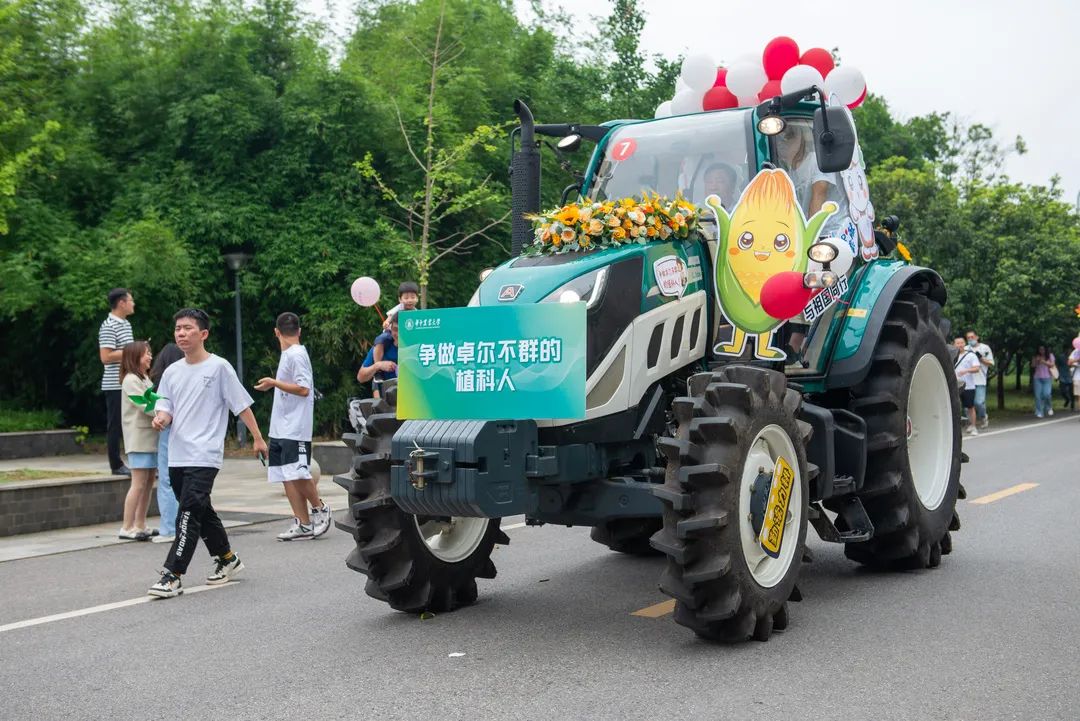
[1015,352,1022,390]
[996,350,1006,410]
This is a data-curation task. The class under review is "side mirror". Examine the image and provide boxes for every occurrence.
[813,106,856,173]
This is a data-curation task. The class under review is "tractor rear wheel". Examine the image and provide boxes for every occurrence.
[334,380,508,612]
[650,366,810,642]
[843,291,962,568]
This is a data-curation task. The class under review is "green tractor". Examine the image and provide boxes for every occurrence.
[335,88,964,641]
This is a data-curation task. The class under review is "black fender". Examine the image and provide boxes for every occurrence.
[826,264,947,390]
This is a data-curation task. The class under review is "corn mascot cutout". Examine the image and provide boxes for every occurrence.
[706,168,837,360]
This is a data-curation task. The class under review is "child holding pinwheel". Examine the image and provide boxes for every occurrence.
[120,340,159,540]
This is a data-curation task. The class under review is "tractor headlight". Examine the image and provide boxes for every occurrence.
[808,242,839,264]
[821,271,839,288]
[803,271,823,289]
[541,267,608,309]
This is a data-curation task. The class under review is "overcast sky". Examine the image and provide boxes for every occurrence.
[303,0,1080,208]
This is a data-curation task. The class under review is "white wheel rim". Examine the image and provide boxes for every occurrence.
[738,424,802,589]
[906,353,953,511]
[414,516,489,563]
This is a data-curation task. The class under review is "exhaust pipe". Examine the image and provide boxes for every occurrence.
[510,99,541,257]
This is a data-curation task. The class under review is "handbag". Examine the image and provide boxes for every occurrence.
[1050,364,1060,381]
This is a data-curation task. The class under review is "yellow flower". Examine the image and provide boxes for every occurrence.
[620,197,637,209]
[628,209,646,225]
[896,241,912,262]
[540,225,552,242]
[556,205,579,225]
[607,215,621,228]
[646,226,657,237]
[560,228,576,243]
[615,206,626,217]
[552,235,561,246]
[623,219,633,230]
[612,227,627,240]
[588,218,604,235]
[578,207,593,223]
[580,236,592,248]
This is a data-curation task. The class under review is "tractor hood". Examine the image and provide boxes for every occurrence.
[474,244,647,306]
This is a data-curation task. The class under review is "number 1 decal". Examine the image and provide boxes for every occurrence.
[611,138,637,161]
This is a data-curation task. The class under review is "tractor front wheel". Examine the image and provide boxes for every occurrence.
[334,381,507,612]
[650,365,810,642]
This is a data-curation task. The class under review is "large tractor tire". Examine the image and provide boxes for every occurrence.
[334,380,508,613]
[591,517,662,556]
[650,366,811,642]
[844,291,962,568]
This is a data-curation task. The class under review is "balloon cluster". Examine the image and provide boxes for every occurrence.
[656,37,867,118]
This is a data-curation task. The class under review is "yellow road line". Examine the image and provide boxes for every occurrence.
[631,599,675,618]
[970,482,1039,505]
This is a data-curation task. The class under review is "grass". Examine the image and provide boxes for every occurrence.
[0,407,64,433]
[0,469,101,483]
[983,379,1077,421]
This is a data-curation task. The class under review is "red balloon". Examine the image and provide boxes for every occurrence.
[713,67,727,88]
[762,36,800,81]
[760,272,816,320]
[847,85,867,109]
[702,86,739,111]
[799,48,835,78]
[757,79,783,102]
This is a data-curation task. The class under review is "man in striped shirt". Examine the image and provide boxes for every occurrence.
[99,288,135,475]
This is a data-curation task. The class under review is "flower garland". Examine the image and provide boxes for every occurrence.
[524,193,700,255]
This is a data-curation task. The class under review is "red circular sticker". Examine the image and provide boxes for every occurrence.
[610,138,637,161]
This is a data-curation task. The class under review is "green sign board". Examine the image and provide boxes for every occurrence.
[396,303,586,421]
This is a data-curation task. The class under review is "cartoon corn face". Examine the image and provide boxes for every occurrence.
[706,169,836,360]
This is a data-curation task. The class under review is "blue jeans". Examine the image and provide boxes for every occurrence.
[156,428,178,536]
[974,385,988,420]
[1033,377,1053,417]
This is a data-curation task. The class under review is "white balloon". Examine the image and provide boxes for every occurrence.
[736,95,760,108]
[675,75,689,93]
[654,100,673,118]
[825,65,866,106]
[670,88,703,115]
[725,60,768,99]
[807,237,855,277]
[780,64,825,94]
[681,53,717,92]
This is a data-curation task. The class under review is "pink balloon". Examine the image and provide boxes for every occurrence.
[350,276,381,307]
[760,271,816,320]
[762,36,800,81]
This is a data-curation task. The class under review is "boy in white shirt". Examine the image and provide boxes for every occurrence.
[147,309,268,599]
[254,312,329,541]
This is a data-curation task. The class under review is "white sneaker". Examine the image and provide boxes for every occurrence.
[277,518,314,542]
[152,534,176,544]
[206,555,244,584]
[978,418,989,430]
[966,426,978,436]
[148,570,183,598]
[311,502,332,538]
[1048,409,1054,416]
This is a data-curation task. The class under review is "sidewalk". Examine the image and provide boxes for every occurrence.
[0,452,349,562]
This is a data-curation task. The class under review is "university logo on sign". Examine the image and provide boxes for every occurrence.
[498,284,524,302]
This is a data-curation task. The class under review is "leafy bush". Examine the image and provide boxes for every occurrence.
[0,407,64,432]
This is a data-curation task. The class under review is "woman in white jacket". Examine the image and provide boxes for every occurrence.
[119,340,159,540]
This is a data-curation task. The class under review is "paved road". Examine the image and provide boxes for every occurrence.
[2,416,1078,720]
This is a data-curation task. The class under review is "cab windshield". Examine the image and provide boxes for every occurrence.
[588,111,753,211]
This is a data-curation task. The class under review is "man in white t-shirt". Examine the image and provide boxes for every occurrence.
[147,308,268,599]
[965,330,994,429]
[953,337,982,436]
[254,312,329,541]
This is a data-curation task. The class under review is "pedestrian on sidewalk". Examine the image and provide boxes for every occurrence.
[99,288,135,475]
[965,330,994,429]
[1031,344,1056,419]
[119,340,158,541]
[954,337,981,436]
[254,312,330,541]
[149,343,185,544]
[147,309,267,599]
[1069,337,1080,414]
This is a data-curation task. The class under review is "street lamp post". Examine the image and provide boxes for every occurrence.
[223,251,253,448]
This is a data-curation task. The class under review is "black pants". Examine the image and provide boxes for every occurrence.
[164,467,231,575]
[104,390,123,471]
